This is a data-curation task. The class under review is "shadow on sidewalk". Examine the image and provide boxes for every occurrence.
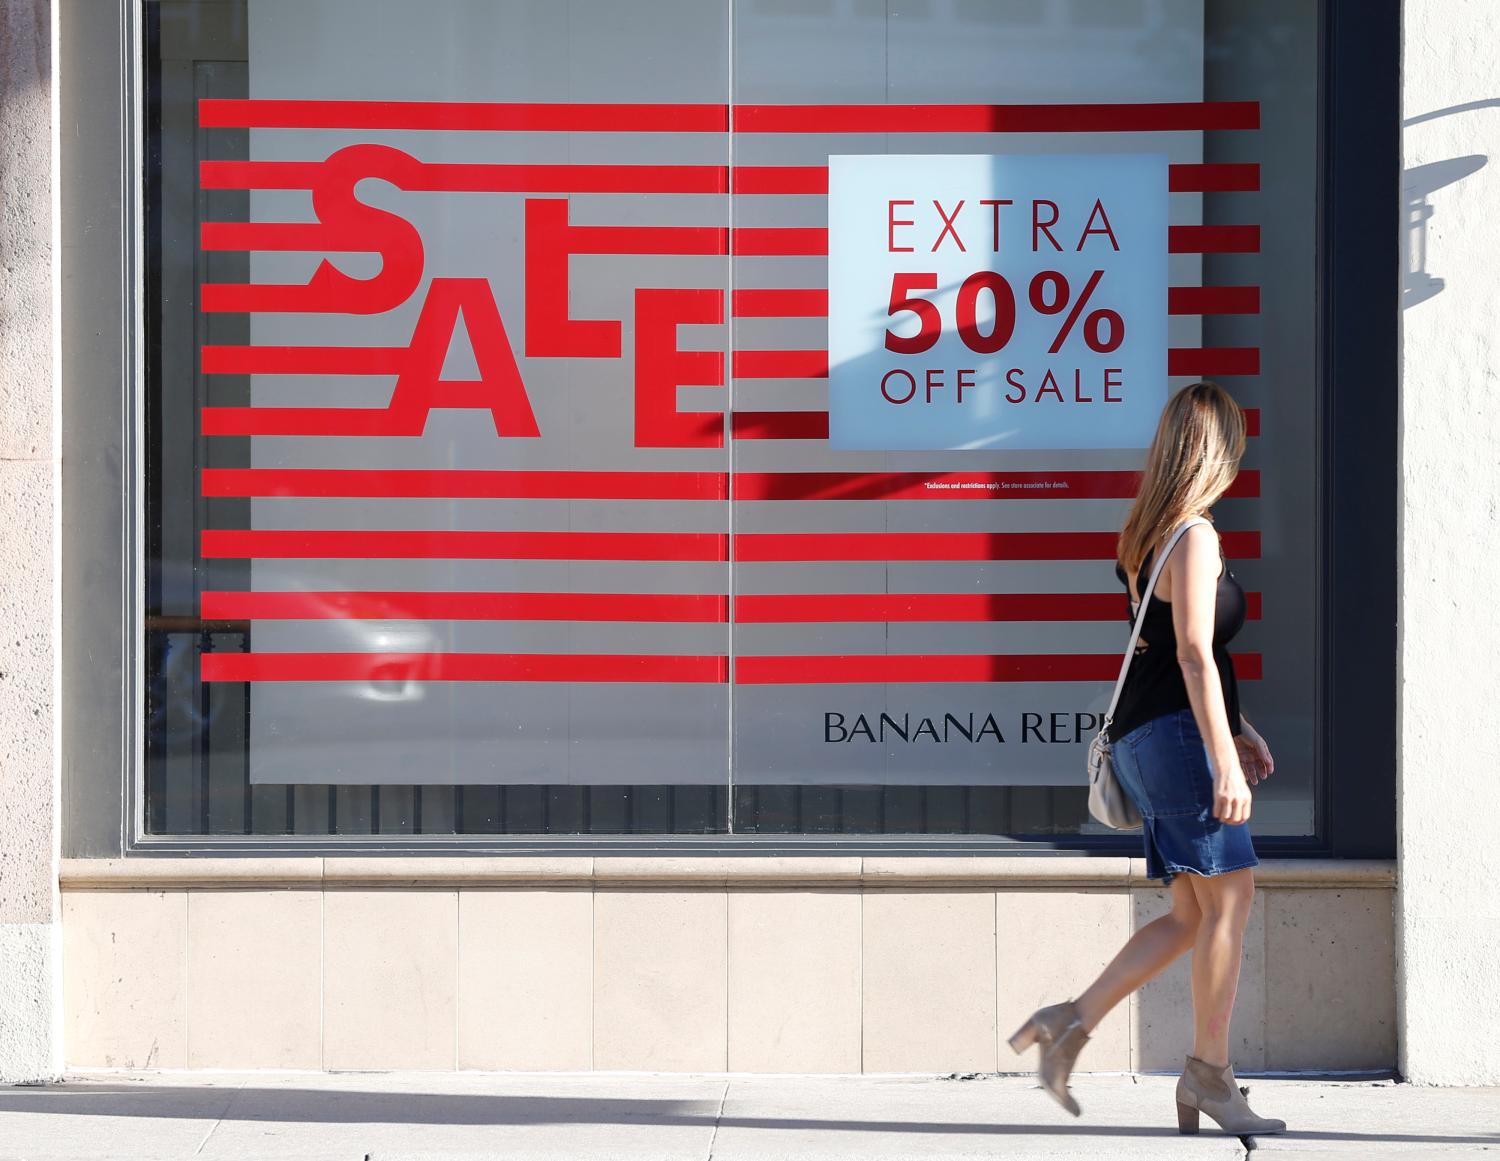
[0,1084,1497,1148]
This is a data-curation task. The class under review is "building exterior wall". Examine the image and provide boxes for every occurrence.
[0,0,60,1085]
[1397,0,1500,1088]
[60,859,1395,1075]
[0,0,1494,1088]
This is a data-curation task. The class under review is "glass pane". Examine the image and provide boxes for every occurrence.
[144,0,1317,839]
[726,1,1317,837]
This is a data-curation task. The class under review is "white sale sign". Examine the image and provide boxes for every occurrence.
[828,153,1169,450]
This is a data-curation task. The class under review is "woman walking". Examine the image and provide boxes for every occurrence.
[1007,381,1285,1136]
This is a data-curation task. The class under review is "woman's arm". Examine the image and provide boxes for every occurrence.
[1166,523,1252,824]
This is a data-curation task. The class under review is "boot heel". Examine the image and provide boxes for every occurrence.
[1007,1019,1039,1054]
[1176,1099,1200,1135]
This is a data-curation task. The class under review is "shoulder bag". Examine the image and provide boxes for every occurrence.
[1086,516,1213,829]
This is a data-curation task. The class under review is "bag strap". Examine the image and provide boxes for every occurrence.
[1102,516,1213,733]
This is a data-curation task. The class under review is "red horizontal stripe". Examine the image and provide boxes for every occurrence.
[1168,286,1260,315]
[201,345,403,375]
[733,227,827,256]
[730,411,830,440]
[203,220,728,256]
[201,591,727,623]
[733,162,1260,197]
[569,224,728,255]
[200,530,727,562]
[203,408,1255,444]
[200,160,728,194]
[732,289,828,317]
[202,651,728,683]
[198,99,730,133]
[736,592,1263,623]
[735,530,1260,562]
[201,469,726,501]
[201,222,339,252]
[1169,224,1260,254]
[732,102,1260,134]
[203,408,416,437]
[1168,347,1261,376]
[1168,163,1261,192]
[732,349,829,379]
[732,166,828,195]
[734,470,1259,501]
[734,652,1263,684]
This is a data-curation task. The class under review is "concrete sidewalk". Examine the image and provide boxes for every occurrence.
[1,1071,1496,1160]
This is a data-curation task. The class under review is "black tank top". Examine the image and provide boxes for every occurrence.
[1105,529,1247,744]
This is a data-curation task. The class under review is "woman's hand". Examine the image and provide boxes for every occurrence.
[1214,770,1253,825]
[1235,718,1275,786]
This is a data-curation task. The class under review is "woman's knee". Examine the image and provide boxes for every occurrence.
[1191,869,1255,925]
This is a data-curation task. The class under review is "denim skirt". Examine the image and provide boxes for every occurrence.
[1110,707,1259,884]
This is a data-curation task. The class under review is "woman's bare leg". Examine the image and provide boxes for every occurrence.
[1186,867,1256,1065]
[1073,874,1201,1033]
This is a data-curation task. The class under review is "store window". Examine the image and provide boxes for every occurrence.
[143,0,1320,841]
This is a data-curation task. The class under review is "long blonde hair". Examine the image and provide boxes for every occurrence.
[1117,380,1246,582]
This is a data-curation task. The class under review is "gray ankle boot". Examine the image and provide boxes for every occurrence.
[1007,1000,1090,1116]
[1175,1054,1287,1135]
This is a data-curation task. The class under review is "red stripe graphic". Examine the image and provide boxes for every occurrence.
[198,99,731,132]
[733,227,828,256]
[1169,225,1261,254]
[202,652,728,683]
[198,99,1257,136]
[736,530,1260,562]
[732,102,1260,134]
[200,530,728,562]
[735,592,1262,623]
[1168,163,1261,192]
[204,225,1256,261]
[732,166,828,195]
[201,591,728,622]
[202,408,418,438]
[732,289,828,317]
[730,162,1259,196]
[735,652,1263,684]
[1168,286,1260,315]
[202,345,404,375]
[734,470,1259,502]
[1168,347,1261,377]
[207,408,1257,441]
[201,469,726,501]
[200,160,729,194]
[732,349,829,379]
[730,411,830,440]
[204,221,729,257]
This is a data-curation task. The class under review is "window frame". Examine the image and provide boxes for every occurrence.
[60,0,1398,859]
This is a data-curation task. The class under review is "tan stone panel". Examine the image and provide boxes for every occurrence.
[323,890,458,1070]
[0,462,54,927]
[593,890,727,1071]
[1130,882,1268,1073]
[996,889,1132,1072]
[62,891,187,1069]
[1265,888,1396,1072]
[727,889,861,1073]
[185,890,322,1069]
[862,891,997,1073]
[458,889,592,1070]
